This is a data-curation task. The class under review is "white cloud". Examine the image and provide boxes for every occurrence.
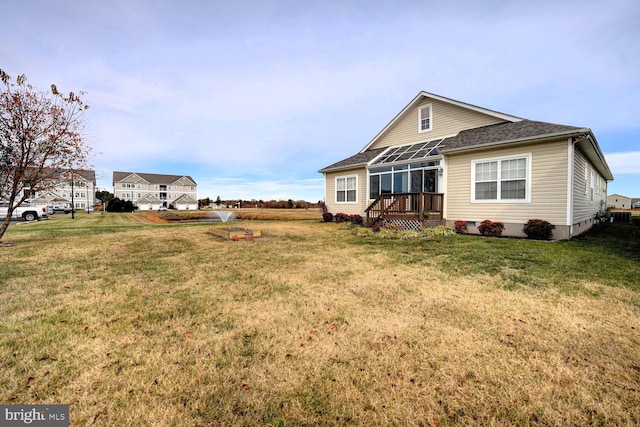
[605,151,640,175]
[195,177,325,201]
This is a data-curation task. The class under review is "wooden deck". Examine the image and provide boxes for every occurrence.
[365,192,444,231]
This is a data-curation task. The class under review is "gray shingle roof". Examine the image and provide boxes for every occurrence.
[319,120,591,173]
[113,171,197,185]
[440,120,586,152]
[318,147,387,173]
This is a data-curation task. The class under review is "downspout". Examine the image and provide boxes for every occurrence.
[566,138,575,238]
[440,158,447,220]
[567,135,585,238]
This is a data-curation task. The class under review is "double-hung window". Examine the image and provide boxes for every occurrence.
[418,104,432,133]
[336,176,357,203]
[472,155,530,202]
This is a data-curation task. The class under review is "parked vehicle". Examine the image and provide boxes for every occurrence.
[52,205,72,214]
[0,201,47,221]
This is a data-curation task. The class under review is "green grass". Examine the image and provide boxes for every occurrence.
[354,223,640,292]
[1,212,639,425]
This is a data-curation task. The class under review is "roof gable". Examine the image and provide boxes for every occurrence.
[361,91,523,152]
[319,92,613,181]
[172,176,197,186]
[137,194,162,203]
[113,172,149,184]
[113,171,197,186]
[174,194,197,204]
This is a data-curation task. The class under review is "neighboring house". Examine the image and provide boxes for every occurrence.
[26,169,96,211]
[112,172,198,210]
[319,91,614,240]
[607,194,631,209]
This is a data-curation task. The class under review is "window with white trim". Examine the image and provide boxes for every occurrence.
[336,176,357,203]
[418,104,432,133]
[472,155,530,202]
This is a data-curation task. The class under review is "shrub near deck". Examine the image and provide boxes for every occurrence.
[0,213,639,425]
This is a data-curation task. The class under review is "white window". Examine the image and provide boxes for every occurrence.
[472,155,530,202]
[418,104,432,133]
[584,163,589,195]
[336,176,357,203]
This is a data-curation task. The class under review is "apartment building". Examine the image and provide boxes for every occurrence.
[112,171,198,210]
[27,169,96,211]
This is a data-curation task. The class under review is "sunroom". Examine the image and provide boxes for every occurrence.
[365,138,446,230]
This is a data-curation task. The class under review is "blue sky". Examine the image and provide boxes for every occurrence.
[2,0,639,201]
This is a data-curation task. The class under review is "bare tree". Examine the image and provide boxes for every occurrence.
[0,70,90,241]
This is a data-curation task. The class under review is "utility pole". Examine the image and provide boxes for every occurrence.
[70,170,75,219]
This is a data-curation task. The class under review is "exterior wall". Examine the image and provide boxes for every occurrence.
[571,149,607,235]
[445,139,570,238]
[27,172,96,211]
[369,98,506,150]
[607,194,632,209]
[113,174,148,202]
[323,168,369,216]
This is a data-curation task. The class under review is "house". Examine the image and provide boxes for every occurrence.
[26,169,96,212]
[607,194,636,209]
[319,91,614,240]
[112,172,198,210]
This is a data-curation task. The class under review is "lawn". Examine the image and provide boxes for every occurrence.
[1,212,639,425]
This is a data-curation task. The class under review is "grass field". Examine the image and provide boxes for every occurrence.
[1,211,639,425]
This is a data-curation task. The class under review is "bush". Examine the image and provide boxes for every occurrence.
[478,220,504,237]
[334,213,350,223]
[523,219,555,240]
[322,212,334,222]
[350,214,364,226]
[333,213,363,225]
[454,220,468,234]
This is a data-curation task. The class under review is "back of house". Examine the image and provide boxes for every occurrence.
[319,91,613,239]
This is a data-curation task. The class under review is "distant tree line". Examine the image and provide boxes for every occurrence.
[198,197,323,209]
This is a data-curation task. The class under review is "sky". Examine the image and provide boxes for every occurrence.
[2,0,639,202]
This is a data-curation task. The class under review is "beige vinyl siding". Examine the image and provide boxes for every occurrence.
[572,149,606,223]
[607,194,632,209]
[323,168,369,215]
[446,139,569,226]
[369,98,507,150]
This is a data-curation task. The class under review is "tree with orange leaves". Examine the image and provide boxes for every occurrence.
[0,69,91,241]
